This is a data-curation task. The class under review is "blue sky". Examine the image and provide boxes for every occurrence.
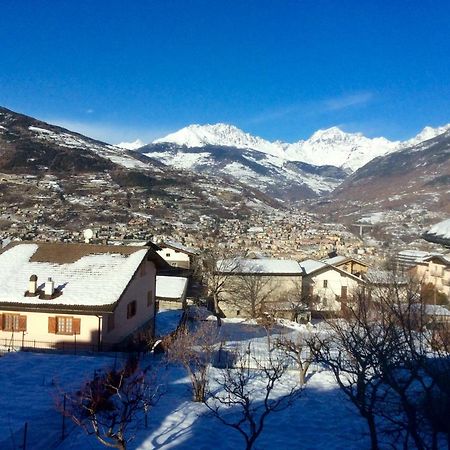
[0,0,449,144]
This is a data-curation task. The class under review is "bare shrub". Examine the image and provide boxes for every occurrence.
[63,360,161,450]
[205,350,301,450]
[165,319,218,402]
[275,331,318,386]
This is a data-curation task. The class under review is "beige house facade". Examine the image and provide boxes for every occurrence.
[300,259,365,312]
[0,242,167,351]
[413,255,450,298]
[216,257,303,318]
[156,240,199,270]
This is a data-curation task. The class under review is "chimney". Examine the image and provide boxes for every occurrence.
[45,277,54,297]
[28,274,38,294]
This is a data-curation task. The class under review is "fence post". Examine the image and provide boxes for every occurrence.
[61,394,66,440]
[22,422,28,450]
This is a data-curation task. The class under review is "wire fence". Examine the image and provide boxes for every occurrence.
[0,337,141,355]
[0,395,76,450]
[212,341,321,372]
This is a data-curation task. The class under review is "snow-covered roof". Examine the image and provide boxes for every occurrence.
[299,259,327,275]
[247,226,264,233]
[421,254,450,266]
[156,276,188,300]
[398,250,431,259]
[160,240,199,255]
[300,259,366,283]
[321,255,349,265]
[427,219,450,240]
[217,258,302,275]
[411,304,450,317]
[423,304,450,316]
[0,242,151,309]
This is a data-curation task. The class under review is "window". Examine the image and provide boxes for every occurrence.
[2,314,26,332]
[48,316,80,335]
[147,290,153,307]
[57,316,73,335]
[323,280,328,288]
[341,286,348,300]
[166,253,171,257]
[127,301,137,319]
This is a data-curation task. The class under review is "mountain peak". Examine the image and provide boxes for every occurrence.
[309,126,350,141]
[115,139,145,150]
[150,121,450,172]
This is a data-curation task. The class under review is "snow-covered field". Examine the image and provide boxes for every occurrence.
[0,316,369,450]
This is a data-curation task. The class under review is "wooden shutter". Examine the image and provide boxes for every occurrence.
[18,315,27,332]
[73,318,81,335]
[0,313,3,330]
[48,316,57,334]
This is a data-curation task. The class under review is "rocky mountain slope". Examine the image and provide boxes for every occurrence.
[0,107,282,240]
[141,142,347,199]
[319,129,450,218]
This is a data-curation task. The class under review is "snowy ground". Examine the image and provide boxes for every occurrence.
[0,315,370,450]
[0,352,123,450]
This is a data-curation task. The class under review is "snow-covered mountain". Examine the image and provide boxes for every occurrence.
[153,124,289,159]
[116,139,145,150]
[401,123,450,148]
[141,142,347,198]
[151,123,450,172]
[329,128,450,217]
[138,122,450,199]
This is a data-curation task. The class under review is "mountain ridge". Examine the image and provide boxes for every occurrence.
[141,122,450,172]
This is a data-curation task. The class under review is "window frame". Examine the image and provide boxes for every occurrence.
[3,313,21,332]
[56,316,74,335]
[127,300,137,319]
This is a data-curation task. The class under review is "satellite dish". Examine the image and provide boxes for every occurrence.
[83,228,94,243]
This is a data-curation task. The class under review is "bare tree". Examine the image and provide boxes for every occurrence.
[275,331,318,386]
[64,360,161,450]
[205,351,301,450]
[201,247,243,315]
[284,278,311,322]
[165,319,218,402]
[311,276,450,450]
[227,272,280,319]
[309,305,385,450]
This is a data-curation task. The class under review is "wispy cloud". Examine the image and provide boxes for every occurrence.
[247,91,375,125]
[45,118,170,145]
[323,92,374,112]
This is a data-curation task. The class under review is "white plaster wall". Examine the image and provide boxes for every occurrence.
[309,270,360,311]
[102,258,156,344]
[157,247,190,269]
[0,310,100,346]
